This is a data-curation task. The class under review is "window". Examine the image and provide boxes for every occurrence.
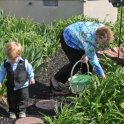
[43,0,58,7]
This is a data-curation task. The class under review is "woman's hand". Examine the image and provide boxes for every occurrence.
[99,74,106,79]
[29,79,35,85]
[81,54,88,63]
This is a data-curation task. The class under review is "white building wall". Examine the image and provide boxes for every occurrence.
[83,0,118,23]
[0,0,83,23]
[0,0,118,23]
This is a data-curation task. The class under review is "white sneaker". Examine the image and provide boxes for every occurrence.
[9,112,16,119]
[19,112,26,118]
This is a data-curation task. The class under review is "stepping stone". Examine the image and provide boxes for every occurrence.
[97,47,124,66]
[35,99,60,111]
[15,117,44,124]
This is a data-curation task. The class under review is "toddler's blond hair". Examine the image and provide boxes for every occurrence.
[5,41,22,59]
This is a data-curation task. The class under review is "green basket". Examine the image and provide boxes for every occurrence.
[68,60,92,94]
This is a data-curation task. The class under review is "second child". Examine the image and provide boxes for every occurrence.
[0,41,35,119]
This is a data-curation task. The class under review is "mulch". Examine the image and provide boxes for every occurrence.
[1,47,121,124]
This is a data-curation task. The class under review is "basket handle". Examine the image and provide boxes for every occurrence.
[70,60,89,81]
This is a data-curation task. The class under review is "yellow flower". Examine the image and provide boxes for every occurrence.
[120,102,124,108]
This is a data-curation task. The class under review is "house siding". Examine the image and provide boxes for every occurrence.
[0,0,83,23]
[0,0,117,23]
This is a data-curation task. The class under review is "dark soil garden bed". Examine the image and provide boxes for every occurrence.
[0,48,70,124]
[1,47,123,124]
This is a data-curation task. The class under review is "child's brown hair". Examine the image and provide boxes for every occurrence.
[5,41,22,59]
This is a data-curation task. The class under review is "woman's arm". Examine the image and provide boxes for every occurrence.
[83,42,105,77]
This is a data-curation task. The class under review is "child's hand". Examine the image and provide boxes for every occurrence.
[81,54,88,63]
[0,83,2,89]
[29,79,35,85]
